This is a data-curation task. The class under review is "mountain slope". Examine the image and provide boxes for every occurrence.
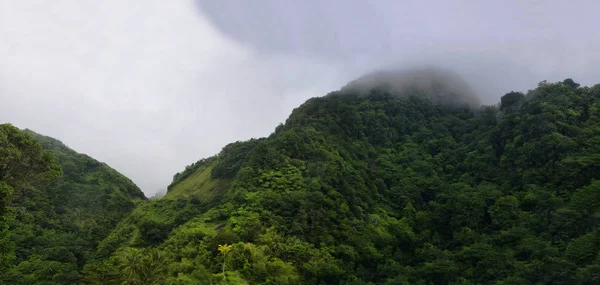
[93,77,600,284]
[3,131,145,284]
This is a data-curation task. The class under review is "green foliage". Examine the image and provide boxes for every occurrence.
[499,92,525,113]
[212,139,263,179]
[7,78,600,284]
[94,79,598,284]
[164,158,231,205]
[168,156,217,191]
[1,127,145,284]
[118,248,168,285]
[0,124,62,276]
[0,124,61,192]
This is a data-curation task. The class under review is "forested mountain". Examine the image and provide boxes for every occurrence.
[0,127,145,283]
[3,73,600,284]
[81,76,600,284]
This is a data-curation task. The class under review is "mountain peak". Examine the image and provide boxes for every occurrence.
[342,67,481,108]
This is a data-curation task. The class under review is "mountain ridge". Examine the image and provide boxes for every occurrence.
[4,76,600,284]
[1,127,146,284]
[83,77,600,284]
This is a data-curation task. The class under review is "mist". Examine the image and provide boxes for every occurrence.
[2,0,600,196]
[342,67,481,108]
[198,0,600,104]
[0,0,346,196]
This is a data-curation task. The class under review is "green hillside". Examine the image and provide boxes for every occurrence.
[1,128,145,284]
[165,156,231,202]
[83,77,600,284]
[3,75,600,284]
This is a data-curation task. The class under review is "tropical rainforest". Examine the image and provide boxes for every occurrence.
[2,72,600,284]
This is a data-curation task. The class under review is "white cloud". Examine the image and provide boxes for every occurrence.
[3,0,600,196]
[0,0,344,195]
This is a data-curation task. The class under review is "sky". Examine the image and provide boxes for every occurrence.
[1,0,600,196]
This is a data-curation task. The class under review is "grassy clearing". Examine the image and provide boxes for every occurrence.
[164,163,231,205]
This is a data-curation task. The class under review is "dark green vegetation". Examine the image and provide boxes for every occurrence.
[0,125,145,284]
[84,78,600,284]
[1,124,61,276]
[3,76,600,284]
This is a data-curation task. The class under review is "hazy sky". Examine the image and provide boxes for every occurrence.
[1,0,599,196]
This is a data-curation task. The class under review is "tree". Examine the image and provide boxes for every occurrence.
[500,92,525,112]
[0,124,60,273]
[218,244,233,275]
[562,78,580,89]
[117,248,167,285]
[0,124,61,195]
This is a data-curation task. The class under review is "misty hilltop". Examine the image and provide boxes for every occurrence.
[71,78,600,284]
[4,78,600,284]
[342,67,481,108]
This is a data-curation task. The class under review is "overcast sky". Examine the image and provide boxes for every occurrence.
[1,0,600,196]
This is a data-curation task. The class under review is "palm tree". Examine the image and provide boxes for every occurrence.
[138,249,167,284]
[217,244,233,275]
[118,248,167,285]
[119,248,143,285]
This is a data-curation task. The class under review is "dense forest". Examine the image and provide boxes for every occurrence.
[2,76,600,284]
[0,126,145,283]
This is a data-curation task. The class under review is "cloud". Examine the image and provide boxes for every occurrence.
[2,1,600,196]
[197,0,600,103]
[0,0,345,196]
[343,67,481,108]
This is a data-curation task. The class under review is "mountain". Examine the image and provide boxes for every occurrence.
[1,130,145,284]
[342,67,481,108]
[83,75,600,284]
[3,73,600,284]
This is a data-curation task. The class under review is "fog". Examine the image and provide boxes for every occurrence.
[2,0,600,196]
[343,67,481,108]
[198,0,600,102]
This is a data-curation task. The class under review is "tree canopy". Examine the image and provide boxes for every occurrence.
[4,79,600,284]
[1,126,145,283]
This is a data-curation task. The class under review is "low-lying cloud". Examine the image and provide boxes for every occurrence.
[198,0,600,103]
[0,0,346,196]
[2,1,600,196]
[342,67,481,108]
